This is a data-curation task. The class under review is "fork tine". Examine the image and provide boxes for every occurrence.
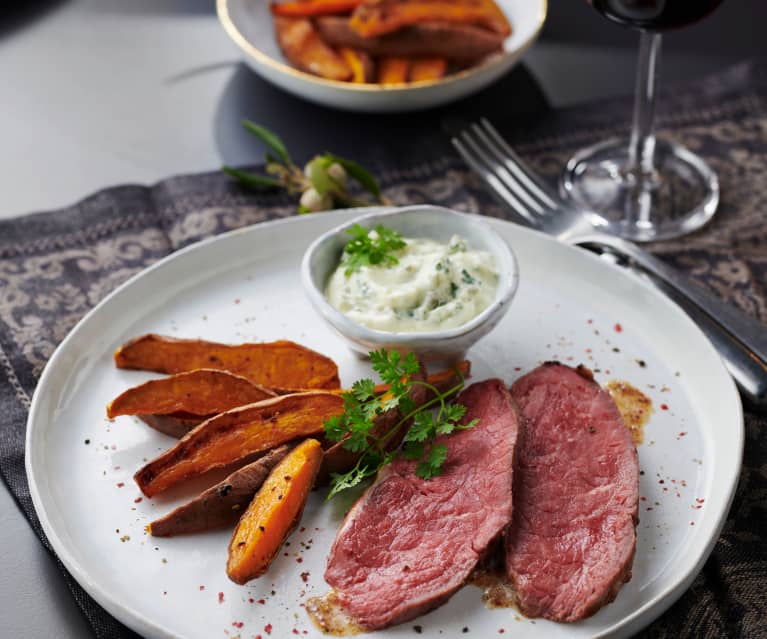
[451,134,539,227]
[467,123,549,215]
[479,118,561,209]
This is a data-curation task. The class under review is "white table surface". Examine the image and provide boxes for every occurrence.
[0,1,738,636]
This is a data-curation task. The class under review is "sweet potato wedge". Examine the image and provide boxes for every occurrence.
[350,0,512,38]
[107,369,276,419]
[339,47,375,82]
[274,16,352,81]
[377,56,410,83]
[134,392,344,497]
[270,0,362,17]
[409,57,448,82]
[114,334,341,390]
[227,439,323,584]
[148,444,293,537]
[315,17,505,63]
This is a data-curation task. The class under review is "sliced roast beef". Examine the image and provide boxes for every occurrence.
[324,379,523,630]
[506,362,639,622]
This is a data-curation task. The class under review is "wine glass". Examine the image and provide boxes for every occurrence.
[560,0,725,242]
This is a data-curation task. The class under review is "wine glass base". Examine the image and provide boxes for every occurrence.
[560,138,719,242]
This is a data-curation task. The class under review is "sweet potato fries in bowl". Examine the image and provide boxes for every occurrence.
[217,0,547,111]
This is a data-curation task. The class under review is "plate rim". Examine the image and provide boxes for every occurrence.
[216,0,548,93]
[25,208,744,639]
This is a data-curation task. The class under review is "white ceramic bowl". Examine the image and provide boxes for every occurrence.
[217,0,548,113]
[301,205,519,361]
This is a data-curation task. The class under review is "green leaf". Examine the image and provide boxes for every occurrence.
[402,440,424,461]
[443,404,467,423]
[222,166,282,190]
[343,428,372,453]
[351,379,376,404]
[323,347,476,499]
[404,411,433,443]
[323,414,348,443]
[401,352,420,376]
[416,444,448,479]
[327,466,371,500]
[242,120,290,164]
[326,154,381,197]
[341,224,406,276]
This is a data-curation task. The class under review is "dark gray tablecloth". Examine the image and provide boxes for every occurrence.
[1,61,765,638]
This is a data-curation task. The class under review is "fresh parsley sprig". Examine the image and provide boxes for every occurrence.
[323,350,478,499]
[341,224,406,275]
[223,121,390,214]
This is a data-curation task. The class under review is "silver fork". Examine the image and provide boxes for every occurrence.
[452,118,767,408]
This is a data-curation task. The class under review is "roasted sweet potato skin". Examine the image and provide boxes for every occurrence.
[114,334,341,390]
[148,445,293,537]
[315,17,505,63]
[226,439,323,584]
[107,369,276,419]
[274,16,352,81]
[134,392,344,497]
[139,412,210,438]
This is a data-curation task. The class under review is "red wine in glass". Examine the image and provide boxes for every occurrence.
[560,1,725,241]
[590,0,725,31]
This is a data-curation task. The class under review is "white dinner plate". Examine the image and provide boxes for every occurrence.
[26,209,742,639]
[217,0,547,112]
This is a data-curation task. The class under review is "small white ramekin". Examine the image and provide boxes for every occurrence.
[301,205,519,362]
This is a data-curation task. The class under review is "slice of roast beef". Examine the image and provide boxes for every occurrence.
[506,362,639,622]
[324,379,523,630]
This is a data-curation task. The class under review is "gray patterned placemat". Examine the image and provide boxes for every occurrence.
[1,61,766,638]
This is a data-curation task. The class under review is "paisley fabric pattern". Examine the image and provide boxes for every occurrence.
[1,61,766,638]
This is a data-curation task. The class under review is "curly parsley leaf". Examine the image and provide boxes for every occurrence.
[416,444,448,480]
[322,350,478,498]
[342,224,407,276]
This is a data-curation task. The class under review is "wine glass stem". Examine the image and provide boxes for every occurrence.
[626,31,662,227]
[629,31,662,178]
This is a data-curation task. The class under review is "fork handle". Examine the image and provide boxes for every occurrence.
[576,234,767,367]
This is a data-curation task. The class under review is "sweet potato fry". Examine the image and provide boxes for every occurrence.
[148,444,293,537]
[350,0,512,38]
[134,392,343,497]
[270,0,362,18]
[315,17,505,63]
[377,56,409,83]
[107,369,276,419]
[274,16,352,81]
[409,57,448,82]
[114,334,341,390]
[227,439,323,584]
[339,47,375,82]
